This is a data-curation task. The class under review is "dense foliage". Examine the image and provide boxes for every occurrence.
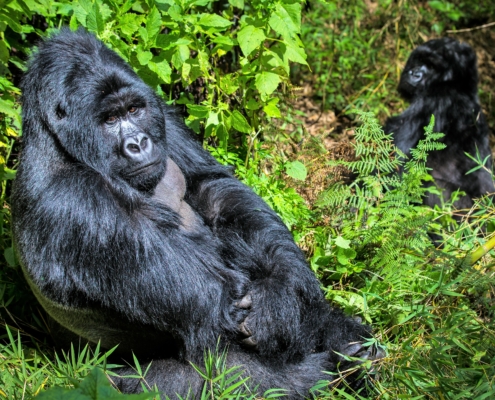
[0,0,494,399]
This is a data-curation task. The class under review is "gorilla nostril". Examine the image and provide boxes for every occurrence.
[127,143,141,153]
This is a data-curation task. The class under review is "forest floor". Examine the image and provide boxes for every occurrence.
[280,24,495,208]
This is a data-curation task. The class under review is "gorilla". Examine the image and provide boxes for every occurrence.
[12,29,379,398]
[384,37,494,209]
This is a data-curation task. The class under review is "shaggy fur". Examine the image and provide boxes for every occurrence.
[384,37,494,209]
[13,29,378,398]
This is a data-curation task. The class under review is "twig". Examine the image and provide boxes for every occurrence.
[469,234,495,265]
[446,21,495,33]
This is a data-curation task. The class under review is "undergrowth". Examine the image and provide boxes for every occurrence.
[1,0,495,399]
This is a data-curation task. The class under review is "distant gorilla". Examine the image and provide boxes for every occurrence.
[385,37,494,209]
[12,29,379,398]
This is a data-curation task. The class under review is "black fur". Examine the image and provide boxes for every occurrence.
[384,37,494,209]
[13,29,378,398]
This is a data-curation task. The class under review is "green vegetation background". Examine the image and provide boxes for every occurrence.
[0,0,494,399]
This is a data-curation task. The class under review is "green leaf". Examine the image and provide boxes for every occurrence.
[37,368,155,399]
[148,60,171,83]
[0,98,18,117]
[146,7,162,41]
[4,247,17,267]
[0,12,22,33]
[335,236,351,249]
[228,0,244,9]
[269,2,302,39]
[254,71,280,97]
[197,14,232,28]
[283,40,307,66]
[237,25,265,57]
[219,74,239,95]
[137,50,153,65]
[118,13,142,38]
[187,104,210,118]
[285,161,307,181]
[87,3,104,34]
[263,98,281,118]
[231,110,251,133]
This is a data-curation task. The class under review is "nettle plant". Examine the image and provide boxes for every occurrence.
[61,0,308,148]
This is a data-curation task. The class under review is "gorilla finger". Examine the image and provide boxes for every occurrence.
[236,294,252,309]
[238,321,252,337]
[241,336,258,348]
[342,342,364,357]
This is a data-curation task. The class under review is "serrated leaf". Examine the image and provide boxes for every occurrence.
[219,74,239,95]
[146,7,162,41]
[269,2,301,39]
[137,50,153,65]
[284,40,307,65]
[263,103,281,118]
[87,3,104,34]
[237,25,265,57]
[197,14,232,28]
[118,13,142,37]
[149,60,171,83]
[231,110,251,133]
[254,71,280,97]
[285,161,307,181]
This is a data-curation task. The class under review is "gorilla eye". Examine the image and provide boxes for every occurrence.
[129,106,139,114]
[106,115,118,124]
[408,66,426,83]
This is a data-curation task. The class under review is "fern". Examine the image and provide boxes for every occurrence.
[315,112,445,272]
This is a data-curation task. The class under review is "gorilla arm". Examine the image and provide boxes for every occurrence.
[164,112,346,360]
[14,162,244,360]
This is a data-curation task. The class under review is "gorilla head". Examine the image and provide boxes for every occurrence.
[22,29,167,192]
[398,37,478,101]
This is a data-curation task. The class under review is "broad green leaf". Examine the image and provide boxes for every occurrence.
[197,14,232,28]
[335,236,351,249]
[4,247,16,267]
[146,7,162,40]
[0,98,18,117]
[206,111,219,127]
[285,161,307,181]
[149,60,171,83]
[237,25,265,57]
[283,40,307,66]
[87,3,104,34]
[254,71,280,97]
[0,40,8,63]
[231,110,251,133]
[118,13,142,37]
[263,102,281,118]
[228,0,244,9]
[137,50,153,65]
[269,2,302,39]
[0,12,22,33]
[187,104,210,118]
[168,5,183,22]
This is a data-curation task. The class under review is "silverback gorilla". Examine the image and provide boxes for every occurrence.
[384,37,494,209]
[12,29,379,397]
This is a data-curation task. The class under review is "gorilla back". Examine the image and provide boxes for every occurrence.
[13,29,377,398]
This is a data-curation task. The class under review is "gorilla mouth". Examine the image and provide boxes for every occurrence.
[127,161,161,177]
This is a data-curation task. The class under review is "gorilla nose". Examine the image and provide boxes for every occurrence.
[122,133,153,161]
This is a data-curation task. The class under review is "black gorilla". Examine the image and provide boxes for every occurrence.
[12,29,378,397]
[384,37,494,209]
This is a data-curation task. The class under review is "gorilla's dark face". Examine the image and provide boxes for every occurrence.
[21,29,168,193]
[99,84,167,192]
[398,37,478,101]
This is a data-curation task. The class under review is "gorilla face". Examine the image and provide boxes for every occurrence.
[98,84,167,192]
[22,30,168,193]
[398,37,478,101]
